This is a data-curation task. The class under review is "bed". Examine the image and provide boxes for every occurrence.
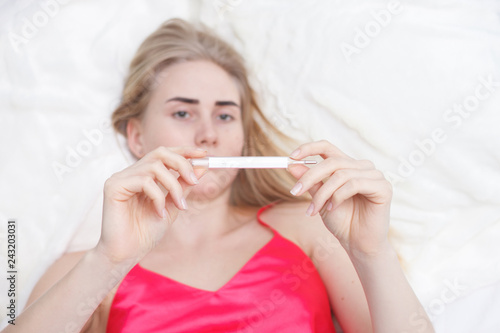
[1,0,499,331]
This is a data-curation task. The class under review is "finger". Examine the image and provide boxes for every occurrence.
[192,167,208,180]
[163,167,209,212]
[178,167,208,197]
[290,140,351,160]
[141,177,169,219]
[151,165,186,211]
[289,157,372,197]
[308,169,384,215]
[163,146,207,185]
[161,168,207,221]
[147,146,207,185]
[161,146,208,158]
[288,164,309,180]
[162,176,193,221]
[159,164,210,210]
[330,178,392,211]
[287,164,321,198]
[110,175,167,219]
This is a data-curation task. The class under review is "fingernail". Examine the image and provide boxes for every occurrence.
[190,172,199,184]
[162,208,167,220]
[290,149,301,159]
[181,198,188,210]
[306,203,314,216]
[326,202,333,211]
[290,182,302,196]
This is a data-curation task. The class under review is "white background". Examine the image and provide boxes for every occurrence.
[1,0,499,331]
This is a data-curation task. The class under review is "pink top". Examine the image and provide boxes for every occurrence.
[106,204,336,332]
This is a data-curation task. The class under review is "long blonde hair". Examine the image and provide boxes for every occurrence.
[112,18,307,207]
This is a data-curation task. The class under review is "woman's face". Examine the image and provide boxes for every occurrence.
[127,60,245,201]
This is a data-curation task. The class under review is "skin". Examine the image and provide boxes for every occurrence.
[7,60,434,333]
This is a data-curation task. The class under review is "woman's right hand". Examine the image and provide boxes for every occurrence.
[96,146,207,264]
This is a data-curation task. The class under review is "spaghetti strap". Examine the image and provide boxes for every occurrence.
[256,202,279,231]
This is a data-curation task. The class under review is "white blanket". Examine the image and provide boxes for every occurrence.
[1,0,499,331]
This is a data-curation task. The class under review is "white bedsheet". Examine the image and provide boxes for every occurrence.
[1,0,499,331]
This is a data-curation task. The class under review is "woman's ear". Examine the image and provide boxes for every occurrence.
[126,118,145,158]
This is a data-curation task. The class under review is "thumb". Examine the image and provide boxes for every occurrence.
[287,164,309,180]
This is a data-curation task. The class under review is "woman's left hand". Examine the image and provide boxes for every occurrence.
[287,140,393,257]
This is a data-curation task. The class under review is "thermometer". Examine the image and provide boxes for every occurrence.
[190,156,317,169]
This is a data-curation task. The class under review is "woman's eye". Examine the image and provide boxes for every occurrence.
[173,111,190,119]
[218,114,234,121]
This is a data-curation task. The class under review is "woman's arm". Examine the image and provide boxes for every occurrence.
[22,251,106,332]
[310,218,430,333]
[2,249,134,333]
[1,147,207,332]
[350,242,432,333]
[288,140,434,333]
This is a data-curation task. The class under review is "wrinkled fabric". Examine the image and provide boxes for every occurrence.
[106,205,335,332]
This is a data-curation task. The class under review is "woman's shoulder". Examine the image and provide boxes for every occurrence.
[260,200,340,259]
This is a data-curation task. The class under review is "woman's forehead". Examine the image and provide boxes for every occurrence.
[153,60,240,101]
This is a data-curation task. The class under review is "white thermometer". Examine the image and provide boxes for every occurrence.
[190,156,317,169]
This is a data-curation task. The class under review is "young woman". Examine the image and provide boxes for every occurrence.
[5,19,434,333]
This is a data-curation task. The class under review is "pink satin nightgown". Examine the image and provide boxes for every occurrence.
[106,205,336,332]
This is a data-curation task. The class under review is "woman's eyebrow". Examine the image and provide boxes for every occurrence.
[215,100,240,108]
[166,97,198,104]
[166,97,240,108]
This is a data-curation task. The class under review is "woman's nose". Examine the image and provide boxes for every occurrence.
[195,120,218,147]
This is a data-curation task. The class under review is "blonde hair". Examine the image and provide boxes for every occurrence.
[112,18,307,207]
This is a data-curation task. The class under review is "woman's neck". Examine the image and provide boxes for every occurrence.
[161,188,258,247]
